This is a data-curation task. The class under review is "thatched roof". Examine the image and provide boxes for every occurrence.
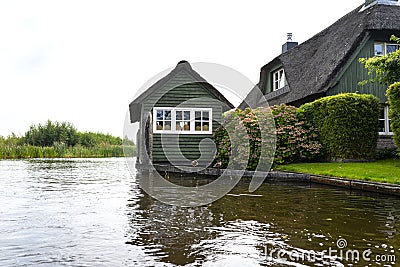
[242,3,400,108]
[129,61,234,123]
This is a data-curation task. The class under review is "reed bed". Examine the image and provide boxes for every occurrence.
[0,144,136,159]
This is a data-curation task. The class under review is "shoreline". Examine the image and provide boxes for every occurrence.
[0,156,127,160]
[137,163,400,197]
[0,144,135,159]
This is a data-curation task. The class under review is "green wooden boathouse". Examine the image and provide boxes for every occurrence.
[129,61,234,167]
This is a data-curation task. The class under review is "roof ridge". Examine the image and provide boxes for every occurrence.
[282,4,364,58]
[129,61,234,122]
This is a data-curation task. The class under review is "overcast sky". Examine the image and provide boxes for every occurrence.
[0,0,364,137]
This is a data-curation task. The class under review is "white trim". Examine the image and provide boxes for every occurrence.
[379,105,393,135]
[272,68,285,91]
[153,107,212,135]
[374,42,400,56]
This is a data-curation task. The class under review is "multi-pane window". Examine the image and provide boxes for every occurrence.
[155,109,172,131]
[175,110,191,131]
[273,68,285,91]
[374,43,383,56]
[374,42,400,56]
[379,105,393,135]
[195,110,210,132]
[153,108,212,134]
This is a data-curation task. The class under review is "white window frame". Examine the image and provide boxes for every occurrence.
[273,68,285,91]
[379,105,393,135]
[153,107,212,135]
[374,42,400,56]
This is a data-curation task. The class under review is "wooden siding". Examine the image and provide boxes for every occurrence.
[151,134,217,164]
[140,69,224,165]
[328,34,390,103]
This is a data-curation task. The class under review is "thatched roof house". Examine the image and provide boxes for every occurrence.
[240,0,400,145]
[241,0,400,108]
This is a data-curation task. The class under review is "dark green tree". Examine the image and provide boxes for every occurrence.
[359,35,400,86]
[25,120,78,147]
[360,35,400,153]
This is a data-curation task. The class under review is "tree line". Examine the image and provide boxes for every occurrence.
[0,120,135,159]
[1,120,131,148]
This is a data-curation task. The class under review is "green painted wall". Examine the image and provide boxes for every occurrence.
[328,34,391,103]
[141,69,224,165]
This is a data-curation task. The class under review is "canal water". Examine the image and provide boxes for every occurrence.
[0,158,399,266]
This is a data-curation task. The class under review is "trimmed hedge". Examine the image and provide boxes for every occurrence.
[298,93,380,160]
[387,82,400,153]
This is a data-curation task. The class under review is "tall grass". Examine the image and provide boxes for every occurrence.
[0,144,136,159]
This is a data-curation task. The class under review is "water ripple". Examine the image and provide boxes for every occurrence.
[0,159,399,266]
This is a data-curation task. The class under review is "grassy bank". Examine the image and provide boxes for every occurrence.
[276,159,400,184]
[0,144,136,159]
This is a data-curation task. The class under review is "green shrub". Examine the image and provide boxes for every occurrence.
[387,82,400,153]
[375,147,398,159]
[78,132,123,147]
[299,93,380,160]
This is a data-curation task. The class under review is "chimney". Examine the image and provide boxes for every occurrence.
[282,33,298,53]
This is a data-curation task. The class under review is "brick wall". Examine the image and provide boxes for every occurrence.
[377,135,396,150]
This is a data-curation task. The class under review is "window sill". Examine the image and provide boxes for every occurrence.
[264,85,290,101]
[154,131,212,135]
[379,133,394,136]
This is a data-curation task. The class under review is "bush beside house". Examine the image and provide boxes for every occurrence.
[213,105,321,169]
[387,82,400,152]
[360,35,400,156]
[213,108,275,171]
[298,93,380,161]
[271,104,322,164]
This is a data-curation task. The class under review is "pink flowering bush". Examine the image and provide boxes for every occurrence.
[212,109,249,170]
[271,104,322,164]
[213,104,322,169]
[213,108,275,170]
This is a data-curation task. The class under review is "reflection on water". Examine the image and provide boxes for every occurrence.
[0,158,399,266]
